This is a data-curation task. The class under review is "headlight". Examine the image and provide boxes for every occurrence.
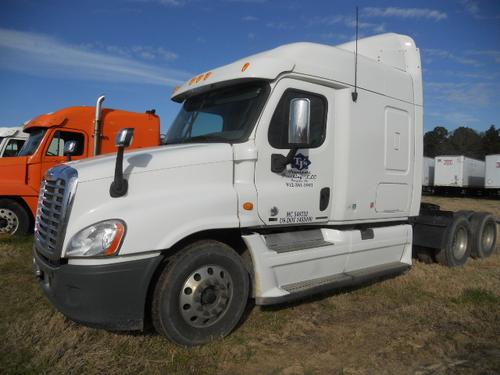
[66,219,126,257]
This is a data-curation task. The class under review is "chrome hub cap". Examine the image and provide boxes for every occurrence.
[179,265,233,328]
[452,227,468,259]
[482,223,495,252]
[0,208,19,234]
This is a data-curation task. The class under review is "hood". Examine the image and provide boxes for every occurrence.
[69,143,234,183]
[0,154,28,170]
[0,156,30,194]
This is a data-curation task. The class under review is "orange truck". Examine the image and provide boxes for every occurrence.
[0,96,160,236]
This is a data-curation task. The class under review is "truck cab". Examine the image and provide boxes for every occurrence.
[0,127,28,157]
[0,104,160,236]
[32,33,497,346]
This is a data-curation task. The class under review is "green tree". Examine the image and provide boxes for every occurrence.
[482,125,500,156]
[424,126,449,157]
[448,127,483,159]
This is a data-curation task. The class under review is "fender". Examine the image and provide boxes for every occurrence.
[0,181,39,217]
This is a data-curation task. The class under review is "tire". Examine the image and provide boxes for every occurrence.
[435,215,471,267]
[0,199,30,236]
[469,212,497,259]
[152,240,250,346]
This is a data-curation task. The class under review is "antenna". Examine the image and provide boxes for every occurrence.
[351,6,359,102]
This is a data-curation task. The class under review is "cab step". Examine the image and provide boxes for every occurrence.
[263,229,331,253]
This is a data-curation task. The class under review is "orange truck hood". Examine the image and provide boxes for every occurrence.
[0,156,38,196]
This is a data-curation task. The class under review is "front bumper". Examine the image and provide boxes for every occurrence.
[33,248,163,331]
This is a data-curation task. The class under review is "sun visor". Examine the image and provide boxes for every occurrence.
[172,56,294,102]
[23,113,67,131]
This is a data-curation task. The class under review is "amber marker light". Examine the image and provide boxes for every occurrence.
[203,72,212,80]
[241,62,250,72]
[243,202,254,211]
[104,222,126,256]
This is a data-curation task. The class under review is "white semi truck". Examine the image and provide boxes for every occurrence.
[485,154,500,196]
[422,156,435,193]
[434,155,485,188]
[32,33,498,346]
[0,126,28,157]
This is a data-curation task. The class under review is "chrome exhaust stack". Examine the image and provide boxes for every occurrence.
[93,95,105,156]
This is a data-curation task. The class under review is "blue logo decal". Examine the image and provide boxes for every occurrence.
[291,153,311,171]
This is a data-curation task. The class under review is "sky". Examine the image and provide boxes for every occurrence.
[0,0,499,133]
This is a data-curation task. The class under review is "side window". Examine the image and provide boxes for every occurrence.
[3,139,26,157]
[268,89,327,149]
[46,131,85,157]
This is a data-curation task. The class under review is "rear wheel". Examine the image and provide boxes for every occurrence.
[470,212,497,258]
[436,215,471,267]
[0,199,30,236]
[152,240,250,346]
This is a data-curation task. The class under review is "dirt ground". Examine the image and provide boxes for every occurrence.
[1,196,499,375]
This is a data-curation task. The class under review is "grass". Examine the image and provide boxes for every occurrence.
[454,288,500,306]
[1,197,499,374]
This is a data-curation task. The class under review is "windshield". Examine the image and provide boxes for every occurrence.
[0,137,4,145]
[18,129,47,156]
[166,81,269,144]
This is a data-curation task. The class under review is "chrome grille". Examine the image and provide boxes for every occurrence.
[34,165,78,259]
[35,179,66,252]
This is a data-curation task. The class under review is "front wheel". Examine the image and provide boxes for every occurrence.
[152,240,250,346]
[0,199,30,236]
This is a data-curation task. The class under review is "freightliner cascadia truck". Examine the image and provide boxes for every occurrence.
[32,34,498,346]
[0,97,160,236]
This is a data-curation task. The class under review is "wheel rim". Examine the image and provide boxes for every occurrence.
[0,208,19,235]
[179,265,233,328]
[481,222,496,252]
[452,226,468,259]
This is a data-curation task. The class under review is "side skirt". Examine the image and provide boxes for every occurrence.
[255,262,409,305]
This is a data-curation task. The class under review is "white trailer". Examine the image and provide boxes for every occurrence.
[434,156,485,188]
[32,33,497,346]
[422,157,434,187]
[485,154,500,189]
[0,127,28,157]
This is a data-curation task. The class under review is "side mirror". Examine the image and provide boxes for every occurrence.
[110,128,135,198]
[288,98,310,146]
[116,128,134,148]
[270,98,311,174]
[64,140,77,155]
[64,140,77,161]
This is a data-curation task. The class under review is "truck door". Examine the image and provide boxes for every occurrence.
[255,79,334,225]
[41,129,87,175]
